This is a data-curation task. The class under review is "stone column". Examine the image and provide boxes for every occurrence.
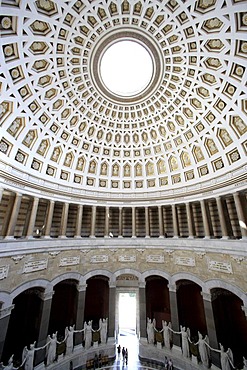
[108,283,116,338]
[158,206,164,238]
[35,288,54,365]
[172,204,179,238]
[44,200,55,238]
[233,192,247,239]
[104,206,110,238]
[0,304,15,360]
[139,282,147,339]
[59,202,69,238]
[145,207,150,238]
[201,292,220,368]
[75,204,83,238]
[0,187,3,203]
[26,197,39,239]
[186,202,194,238]
[132,207,136,238]
[90,206,96,238]
[75,283,87,346]
[200,199,211,238]
[118,207,123,238]
[216,197,229,239]
[168,284,180,347]
[5,193,22,239]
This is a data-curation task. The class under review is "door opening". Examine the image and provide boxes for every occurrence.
[119,292,137,335]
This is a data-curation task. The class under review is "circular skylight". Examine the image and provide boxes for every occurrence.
[100,40,153,96]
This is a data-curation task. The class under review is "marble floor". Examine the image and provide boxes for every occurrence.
[101,331,169,370]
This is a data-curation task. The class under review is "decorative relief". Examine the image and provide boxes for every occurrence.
[23,260,48,273]
[146,255,164,263]
[118,255,136,262]
[175,257,195,266]
[230,255,244,264]
[59,256,80,266]
[208,260,233,274]
[0,265,9,279]
[11,255,24,263]
[90,255,108,263]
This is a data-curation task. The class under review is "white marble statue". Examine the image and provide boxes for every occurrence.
[46,332,57,365]
[147,318,155,344]
[65,325,75,355]
[84,321,93,349]
[194,332,210,367]
[99,318,108,344]
[161,320,172,349]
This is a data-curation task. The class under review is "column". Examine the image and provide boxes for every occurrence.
[59,202,69,238]
[44,200,55,238]
[186,202,194,238]
[132,207,136,238]
[90,206,96,238]
[172,204,179,238]
[233,192,247,239]
[201,292,220,368]
[5,193,22,239]
[0,304,15,360]
[75,204,83,238]
[35,288,54,365]
[200,199,211,238]
[145,207,150,238]
[0,187,3,203]
[139,282,147,339]
[158,206,164,238]
[104,206,109,238]
[75,283,87,346]
[118,207,123,238]
[216,197,229,239]
[168,284,180,347]
[26,197,39,238]
[108,283,116,338]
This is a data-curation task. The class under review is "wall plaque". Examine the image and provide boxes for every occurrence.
[208,260,232,274]
[118,255,136,262]
[23,260,48,273]
[0,265,9,280]
[175,257,195,267]
[91,255,108,263]
[59,256,80,266]
[146,255,164,263]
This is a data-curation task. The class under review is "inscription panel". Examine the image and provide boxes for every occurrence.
[23,260,48,273]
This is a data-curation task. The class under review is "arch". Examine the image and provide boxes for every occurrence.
[51,272,81,287]
[170,272,205,290]
[205,279,247,305]
[10,279,49,299]
[142,269,171,283]
[84,269,112,282]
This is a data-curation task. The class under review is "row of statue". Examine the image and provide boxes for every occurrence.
[0,318,108,370]
[147,318,247,370]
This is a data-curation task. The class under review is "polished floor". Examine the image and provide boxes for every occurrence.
[101,331,170,370]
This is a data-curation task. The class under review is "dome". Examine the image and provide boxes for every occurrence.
[0,0,247,201]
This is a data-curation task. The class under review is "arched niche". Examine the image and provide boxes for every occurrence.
[2,287,44,364]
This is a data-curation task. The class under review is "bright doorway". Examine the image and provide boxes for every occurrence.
[119,292,137,334]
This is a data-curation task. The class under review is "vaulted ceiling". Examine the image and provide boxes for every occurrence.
[0,0,247,199]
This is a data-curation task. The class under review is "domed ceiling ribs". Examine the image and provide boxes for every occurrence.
[0,0,246,196]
